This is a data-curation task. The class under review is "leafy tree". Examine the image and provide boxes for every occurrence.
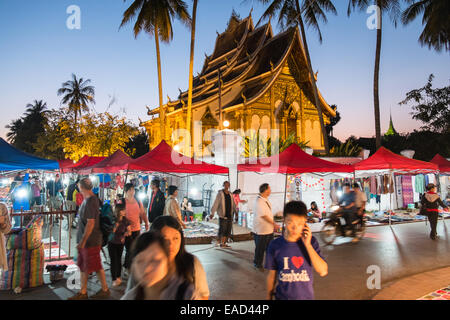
[402,0,450,52]
[124,129,150,158]
[57,74,95,129]
[328,139,362,157]
[6,100,49,154]
[34,109,138,161]
[243,131,309,158]
[399,74,450,133]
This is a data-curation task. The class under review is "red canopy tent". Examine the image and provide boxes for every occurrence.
[430,154,450,174]
[237,144,354,174]
[58,159,76,173]
[354,147,438,174]
[128,140,229,175]
[77,150,132,175]
[71,156,107,173]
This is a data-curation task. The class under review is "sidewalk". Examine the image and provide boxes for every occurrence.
[372,266,450,300]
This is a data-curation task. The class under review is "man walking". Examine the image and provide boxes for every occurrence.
[148,179,165,224]
[253,183,279,271]
[210,181,236,248]
[69,178,110,300]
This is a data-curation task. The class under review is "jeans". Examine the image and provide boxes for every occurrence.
[428,212,438,238]
[108,242,125,281]
[123,231,140,269]
[253,233,274,268]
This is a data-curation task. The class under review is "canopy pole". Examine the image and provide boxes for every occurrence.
[389,170,392,227]
[122,169,129,198]
[283,173,288,206]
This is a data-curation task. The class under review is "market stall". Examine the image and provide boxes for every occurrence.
[237,144,354,231]
[354,147,439,225]
[430,154,450,204]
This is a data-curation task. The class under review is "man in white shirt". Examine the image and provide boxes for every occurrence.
[352,183,367,217]
[252,183,279,272]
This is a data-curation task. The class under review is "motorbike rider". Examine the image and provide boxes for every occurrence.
[338,183,358,241]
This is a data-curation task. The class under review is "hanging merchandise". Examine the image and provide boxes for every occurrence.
[115,174,125,189]
[401,176,414,208]
[296,175,326,211]
[376,176,382,195]
[395,176,403,208]
[427,174,436,185]
[414,174,425,194]
[388,175,394,194]
[98,174,112,188]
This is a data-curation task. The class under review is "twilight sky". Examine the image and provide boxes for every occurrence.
[0,0,448,143]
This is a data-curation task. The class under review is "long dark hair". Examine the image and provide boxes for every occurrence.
[130,231,169,300]
[150,216,195,284]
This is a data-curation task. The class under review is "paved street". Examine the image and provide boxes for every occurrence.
[0,219,449,300]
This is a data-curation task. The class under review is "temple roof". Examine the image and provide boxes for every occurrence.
[385,114,398,136]
[148,13,335,118]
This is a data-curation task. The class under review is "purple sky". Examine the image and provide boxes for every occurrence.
[0,0,448,143]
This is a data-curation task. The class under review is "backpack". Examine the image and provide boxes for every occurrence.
[99,202,115,247]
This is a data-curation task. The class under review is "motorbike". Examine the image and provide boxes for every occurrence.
[320,205,366,245]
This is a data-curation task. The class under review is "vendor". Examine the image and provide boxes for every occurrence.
[181,197,193,222]
[232,189,247,222]
[307,201,321,223]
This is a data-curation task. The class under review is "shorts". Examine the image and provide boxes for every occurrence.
[218,218,232,238]
[77,246,103,274]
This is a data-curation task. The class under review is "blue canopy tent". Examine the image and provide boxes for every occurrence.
[0,138,59,171]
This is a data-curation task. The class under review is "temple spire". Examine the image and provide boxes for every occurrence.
[385,111,398,136]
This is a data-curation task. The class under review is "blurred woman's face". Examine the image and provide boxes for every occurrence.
[126,187,135,198]
[161,226,182,262]
[173,190,178,198]
[132,243,168,288]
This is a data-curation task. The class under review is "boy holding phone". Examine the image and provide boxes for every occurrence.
[265,201,328,300]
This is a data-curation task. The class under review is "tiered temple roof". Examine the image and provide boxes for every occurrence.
[147,13,335,118]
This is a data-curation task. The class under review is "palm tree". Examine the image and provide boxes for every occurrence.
[57,73,95,128]
[120,0,191,142]
[186,0,198,156]
[348,0,401,150]
[402,0,450,52]
[25,100,48,125]
[256,0,337,154]
[6,119,24,144]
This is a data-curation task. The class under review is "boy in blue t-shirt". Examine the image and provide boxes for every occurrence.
[265,201,328,300]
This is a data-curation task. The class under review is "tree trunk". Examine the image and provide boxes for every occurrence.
[154,24,165,142]
[186,0,198,156]
[295,0,329,154]
[374,3,382,150]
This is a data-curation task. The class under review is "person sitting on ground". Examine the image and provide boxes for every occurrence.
[125,216,210,300]
[265,201,328,300]
[307,202,321,223]
[121,230,196,300]
[164,186,186,228]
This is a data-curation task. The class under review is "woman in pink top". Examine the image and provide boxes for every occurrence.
[123,183,149,271]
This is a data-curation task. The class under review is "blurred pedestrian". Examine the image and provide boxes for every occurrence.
[121,230,196,300]
[68,178,109,300]
[0,203,11,273]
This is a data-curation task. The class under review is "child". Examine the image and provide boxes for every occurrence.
[265,201,328,300]
[108,199,131,287]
